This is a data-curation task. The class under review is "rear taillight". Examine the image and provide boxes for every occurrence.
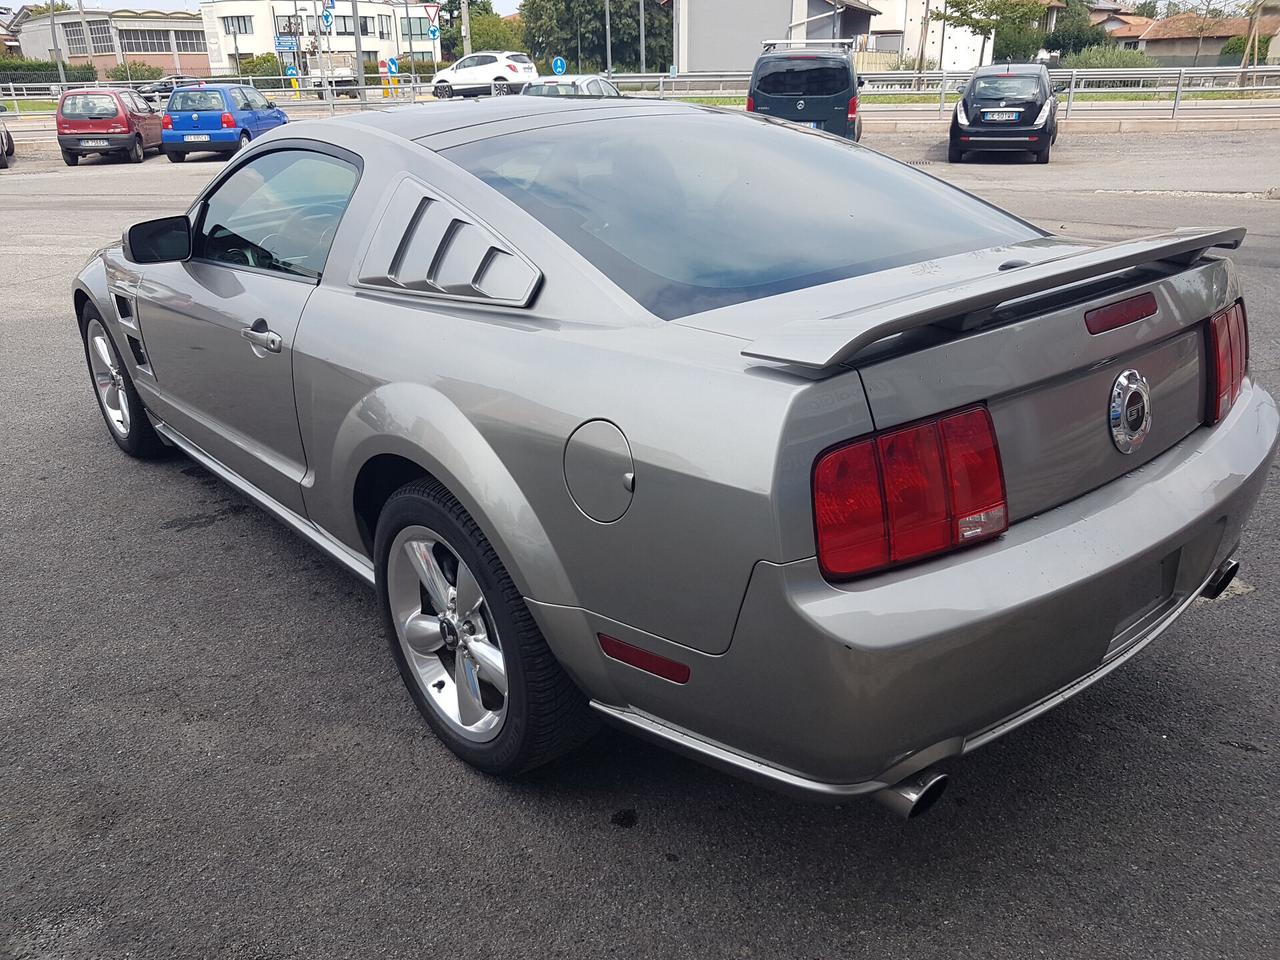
[847,95,858,119]
[814,406,1007,579]
[162,113,173,129]
[507,63,518,73]
[1207,301,1248,424]
[220,112,236,128]
[746,95,755,112]
[1085,292,1158,335]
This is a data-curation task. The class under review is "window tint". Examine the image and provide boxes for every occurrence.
[586,79,603,95]
[508,54,532,63]
[446,113,1039,320]
[475,55,497,66]
[972,75,1041,99]
[523,83,567,96]
[228,88,249,110]
[601,80,620,96]
[196,150,360,280]
[60,94,119,119]
[755,60,851,97]
[245,89,270,109]
[453,56,475,70]
[172,90,226,112]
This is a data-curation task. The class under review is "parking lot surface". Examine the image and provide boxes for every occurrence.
[2,130,1278,960]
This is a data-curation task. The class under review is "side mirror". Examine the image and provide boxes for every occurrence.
[123,215,192,264]
[266,99,276,108]
[1052,82,1066,94]
[857,77,866,88]
[0,104,6,112]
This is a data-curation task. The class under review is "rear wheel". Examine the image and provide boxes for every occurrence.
[61,149,78,167]
[947,142,963,163]
[376,478,596,775]
[4,131,13,156]
[80,305,165,459]
[434,83,452,100]
[166,149,186,163]
[127,136,144,163]
[0,146,7,170]
[1036,143,1051,164]
[237,131,250,151]
[492,78,510,96]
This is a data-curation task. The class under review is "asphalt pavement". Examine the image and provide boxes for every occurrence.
[1,130,1277,960]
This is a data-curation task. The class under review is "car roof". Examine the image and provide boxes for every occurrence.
[174,83,240,91]
[61,88,125,97]
[972,63,1046,76]
[343,95,695,145]
[756,49,850,62]
[528,75,605,84]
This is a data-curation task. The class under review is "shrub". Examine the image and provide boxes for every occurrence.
[886,55,939,70]
[0,56,97,85]
[237,53,286,89]
[1221,34,1270,63]
[1062,45,1160,69]
[993,24,1047,62]
[106,61,163,81]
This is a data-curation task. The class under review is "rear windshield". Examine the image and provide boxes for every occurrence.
[60,94,119,119]
[170,90,226,112]
[445,113,1039,320]
[524,83,575,96]
[507,54,532,63]
[972,75,1041,99]
[755,59,850,97]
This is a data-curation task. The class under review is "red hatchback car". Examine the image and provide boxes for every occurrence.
[56,88,163,166]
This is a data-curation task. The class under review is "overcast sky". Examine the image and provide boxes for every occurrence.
[94,0,522,12]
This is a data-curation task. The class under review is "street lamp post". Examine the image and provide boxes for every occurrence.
[604,0,612,76]
[638,0,645,74]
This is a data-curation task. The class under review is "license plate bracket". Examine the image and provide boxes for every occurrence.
[983,110,1020,122]
[184,134,211,142]
[79,139,109,147]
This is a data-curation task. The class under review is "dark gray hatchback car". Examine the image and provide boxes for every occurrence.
[747,45,863,141]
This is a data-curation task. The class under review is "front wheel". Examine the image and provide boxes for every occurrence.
[375,478,596,775]
[80,306,166,459]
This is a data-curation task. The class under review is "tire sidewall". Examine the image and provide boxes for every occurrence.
[374,485,534,773]
[80,305,162,458]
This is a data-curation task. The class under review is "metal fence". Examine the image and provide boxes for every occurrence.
[4,65,1279,121]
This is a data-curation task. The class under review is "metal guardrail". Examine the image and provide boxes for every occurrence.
[4,66,1279,120]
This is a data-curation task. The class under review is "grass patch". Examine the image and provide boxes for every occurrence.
[672,89,1278,109]
[1,98,59,112]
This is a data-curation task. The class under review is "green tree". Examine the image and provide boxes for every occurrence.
[520,0,672,73]
[992,23,1046,61]
[932,0,1047,63]
[106,61,163,81]
[1132,1,1159,15]
[238,53,286,88]
[1044,0,1110,54]
[470,13,523,53]
[27,2,71,14]
[1221,31,1269,62]
[1062,44,1159,67]
[439,0,496,60]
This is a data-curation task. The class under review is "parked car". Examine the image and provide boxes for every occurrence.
[162,84,288,163]
[746,40,864,141]
[522,74,621,97]
[950,63,1061,164]
[432,51,538,98]
[73,98,1276,818]
[55,88,163,166]
[0,105,13,170]
[138,74,205,103]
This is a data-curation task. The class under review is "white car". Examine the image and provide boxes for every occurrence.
[521,74,621,97]
[432,51,538,98]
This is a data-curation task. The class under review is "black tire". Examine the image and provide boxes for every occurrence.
[947,142,963,163]
[79,303,166,459]
[4,131,13,157]
[435,83,452,100]
[61,149,78,167]
[166,149,186,163]
[127,136,144,163]
[0,144,7,170]
[1036,143,1051,164]
[375,478,597,775]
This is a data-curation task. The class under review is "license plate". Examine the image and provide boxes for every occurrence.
[804,121,820,129]
[183,134,211,142]
[79,139,109,147]
[984,110,1020,122]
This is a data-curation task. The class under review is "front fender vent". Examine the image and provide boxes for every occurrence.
[356,177,541,307]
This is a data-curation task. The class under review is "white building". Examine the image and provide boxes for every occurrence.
[867,0,992,71]
[199,0,441,76]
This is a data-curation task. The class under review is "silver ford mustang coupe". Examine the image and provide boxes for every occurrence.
[73,98,1277,817]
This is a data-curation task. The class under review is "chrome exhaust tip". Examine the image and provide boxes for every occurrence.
[1202,558,1240,601]
[873,768,949,820]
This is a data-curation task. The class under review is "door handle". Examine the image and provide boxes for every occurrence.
[240,319,282,353]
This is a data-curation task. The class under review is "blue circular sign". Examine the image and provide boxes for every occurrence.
[552,56,566,76]
[427,24,440,40]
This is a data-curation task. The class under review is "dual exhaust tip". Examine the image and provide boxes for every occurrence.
[873,768,949,820]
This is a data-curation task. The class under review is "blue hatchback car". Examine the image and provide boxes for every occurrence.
[162,84,288,162]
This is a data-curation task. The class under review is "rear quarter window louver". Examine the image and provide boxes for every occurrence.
[356,177,541,307]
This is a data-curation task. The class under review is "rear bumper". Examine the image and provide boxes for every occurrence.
[162,130,240,152]
[953,122,1049,150]
[535,380,1278,797]
[57,133,135,153]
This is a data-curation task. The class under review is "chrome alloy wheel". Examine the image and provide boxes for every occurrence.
[387,525,508,742]
[86,318,131,438]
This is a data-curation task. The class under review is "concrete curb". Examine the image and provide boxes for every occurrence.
[866,117,1280,133]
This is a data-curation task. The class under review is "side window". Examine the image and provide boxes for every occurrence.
[228,88,250,110]
[454,56,475,70]
[602,81,620,96]
[195,150,360,280]
[585,80,603,96]
[476,55,497,67]
[246,89,270,110]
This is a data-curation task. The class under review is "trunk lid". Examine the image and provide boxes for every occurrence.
[58,92,125,135]
[167,89,229,132]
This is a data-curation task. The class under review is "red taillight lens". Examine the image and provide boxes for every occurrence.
[847,95,858,119]
[598,634,690,684]
[162,113,173,129]
[1085,292,1158,335]
[1208,301,1248,423]
[814,406,1007,579]
[507,63,518,73]
[220,112,236,128]
[746,95,755,112]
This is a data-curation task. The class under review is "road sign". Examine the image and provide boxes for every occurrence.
[551,56,566,76]
[274,35,298,52]
[423,3,441,25]
[320,9,333,30]
[386,56,398,76]
[379,59,388,75]
[285,64,298,77]
[324,0,335,7]
[427,25,440,40]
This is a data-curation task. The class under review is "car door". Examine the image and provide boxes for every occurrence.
[449,55,477,90]
[228,87,257,136]
[471,54,498,91]
[133,147,361,514]
[125,91,160,147]
[244,87,283,134]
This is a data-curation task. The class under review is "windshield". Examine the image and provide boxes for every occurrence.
[171,90,226,112]
[972,75,1041,99]
[755,59,851,97]
[60,94,119,119]
[445,113,1040,320]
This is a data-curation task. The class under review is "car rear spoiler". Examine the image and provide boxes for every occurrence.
[741,227,1245,371]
